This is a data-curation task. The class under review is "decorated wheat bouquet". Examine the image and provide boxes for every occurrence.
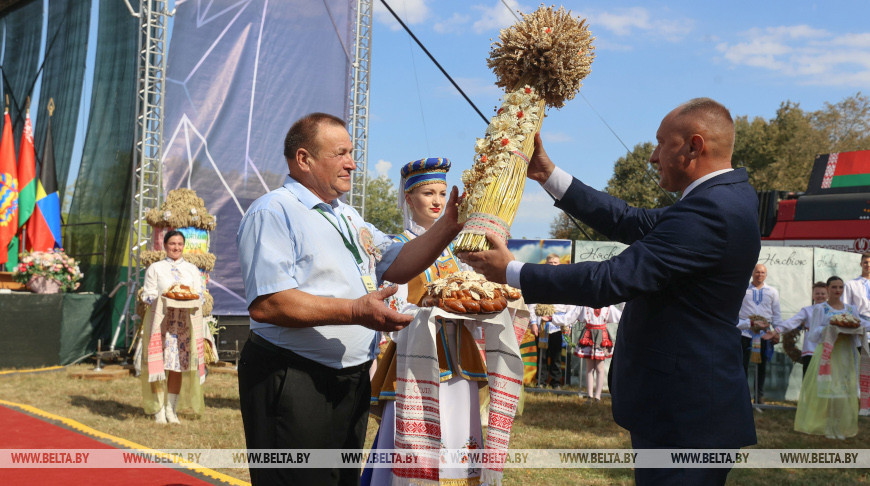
[455,5,595,251]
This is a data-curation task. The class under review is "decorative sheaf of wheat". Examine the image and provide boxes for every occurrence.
[455,4,595,252]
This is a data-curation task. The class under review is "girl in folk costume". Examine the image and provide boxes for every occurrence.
[575,305,622,401]
[139,230,206,424]
[795,276,870,439]
[365,158,488,486]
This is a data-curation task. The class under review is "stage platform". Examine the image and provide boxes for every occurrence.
[0,292,112,368]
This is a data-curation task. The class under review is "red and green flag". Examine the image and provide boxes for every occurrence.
[26,114,62,252]
[820,151,870,189]
[17,112,36,234]
[0,109,18,268]
[5,110,37,269]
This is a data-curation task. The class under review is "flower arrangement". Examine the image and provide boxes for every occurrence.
[14,249,83,292]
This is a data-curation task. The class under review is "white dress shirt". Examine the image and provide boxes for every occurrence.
[843,277,870,321]
[736,283,782,339]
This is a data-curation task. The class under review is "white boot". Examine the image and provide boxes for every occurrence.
[154,406,167,424]
[165,393,180,424]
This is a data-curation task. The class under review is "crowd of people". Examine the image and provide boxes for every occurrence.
[133,100,869,485]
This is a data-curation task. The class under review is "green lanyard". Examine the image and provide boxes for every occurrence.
[314,206,363,266]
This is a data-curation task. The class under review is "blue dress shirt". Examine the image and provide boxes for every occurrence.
[237,176,402,368]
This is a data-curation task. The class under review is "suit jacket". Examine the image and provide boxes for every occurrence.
[520,168,759,448]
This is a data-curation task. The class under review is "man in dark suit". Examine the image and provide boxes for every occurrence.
[461,98,758,485]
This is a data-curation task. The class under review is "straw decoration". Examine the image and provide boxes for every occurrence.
[535,303,556,317]
[488,4,595,109]
[146,188,216,230]
[455,5,595,252]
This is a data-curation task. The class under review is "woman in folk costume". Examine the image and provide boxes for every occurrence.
[795,276,870,439]
[365,157,488,486]
[575,305,622,401]
[139,230,206,424]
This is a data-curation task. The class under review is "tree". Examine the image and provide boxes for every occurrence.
[549,212,607,241]
[362,175,403,235]
[812,92,870,153]
[734,94,870,192]
[549,142,672,239]
[604,142,674,208]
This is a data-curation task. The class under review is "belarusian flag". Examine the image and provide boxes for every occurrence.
[6,110,36,269]
[18,112,36,239]
[820,151,870,189]
[0,109,18,267]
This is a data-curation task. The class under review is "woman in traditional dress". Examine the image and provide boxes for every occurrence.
[794,276,870,439]
[575,305,622,401]
[140,230,205,424]
[365,157,487,486]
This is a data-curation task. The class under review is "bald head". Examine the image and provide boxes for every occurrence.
[751,264,767,287]
[673,98,735,168]
[650,97,736,192]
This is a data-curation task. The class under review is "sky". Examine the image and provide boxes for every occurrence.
[365,0,870,239]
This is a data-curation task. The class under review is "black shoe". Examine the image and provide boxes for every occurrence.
[756,396,764,405]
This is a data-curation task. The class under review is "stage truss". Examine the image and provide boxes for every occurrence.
[118,0,173,350]
[347,0,373,216]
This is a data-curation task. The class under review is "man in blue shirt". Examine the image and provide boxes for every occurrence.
[237,112,462,485]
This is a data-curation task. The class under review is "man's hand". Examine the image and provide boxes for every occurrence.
[458,231,515,284]
[531,323,539,337]
[527,132,555,184]
[350,286,413,332]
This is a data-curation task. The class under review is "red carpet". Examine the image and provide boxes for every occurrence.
[0,402,238,485]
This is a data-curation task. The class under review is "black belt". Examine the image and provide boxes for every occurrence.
[247,331,372,375]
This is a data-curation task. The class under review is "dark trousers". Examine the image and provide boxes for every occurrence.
[546,331,563,385]
[741,336,769,400]
[801,355,812,376]
[238,332,372,486]
[631,434,732,486]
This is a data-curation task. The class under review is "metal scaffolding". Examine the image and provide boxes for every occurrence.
[117,0,174,351]
[347,0,373,215]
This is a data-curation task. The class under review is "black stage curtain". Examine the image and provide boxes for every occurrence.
[0,0,41,147]
[66,0,137,294]
[33,0,91,203]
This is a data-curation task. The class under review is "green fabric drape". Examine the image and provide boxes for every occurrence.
[0,293,111,367]
[59,293,112,365]
[0,0,41,147]
[66,0,137,294]
[33,0,91,204]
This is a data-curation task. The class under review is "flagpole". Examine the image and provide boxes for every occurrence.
[18,97,31,252]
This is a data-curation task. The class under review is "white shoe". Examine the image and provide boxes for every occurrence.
[154,407,167,424]
[165,404,180,424]
[166,393,181,424]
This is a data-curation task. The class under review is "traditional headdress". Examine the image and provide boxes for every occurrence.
[397,157,451,231]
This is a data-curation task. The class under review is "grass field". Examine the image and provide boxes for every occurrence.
[2,364,870,485]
